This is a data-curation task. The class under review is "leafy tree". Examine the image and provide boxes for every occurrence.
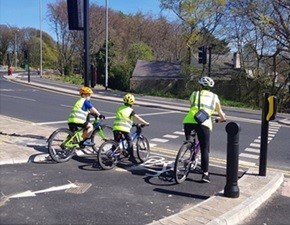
[127,42,155,67]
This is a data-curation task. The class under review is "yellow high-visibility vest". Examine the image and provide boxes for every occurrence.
[67,98,88,124]
[113,105,134,132]
[183,90,218,130]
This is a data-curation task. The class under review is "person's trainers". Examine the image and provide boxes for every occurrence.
[83,139,95,146]
[202,174,210,183]
[128,156,138,164]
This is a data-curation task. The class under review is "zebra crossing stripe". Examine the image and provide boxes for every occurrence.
[245,147,260,153]
[240,153,259,159]
[173,131,184,135]
[250,143,260,148]
[150,138,169,143]
[163,134,179,139]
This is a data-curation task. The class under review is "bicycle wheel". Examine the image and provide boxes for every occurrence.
[97,140,119,170]
[48,128,76,163]
[174,142,193,184]
[91,125,113,148]
[136,136,150,163]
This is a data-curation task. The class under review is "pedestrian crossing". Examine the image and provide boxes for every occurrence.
[239,121,281,165]
[148,121,282,167]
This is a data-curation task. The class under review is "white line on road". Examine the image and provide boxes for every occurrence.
[163,134,179,139]
[173,131,184,135]
[0,94,36,101]
[33,110,179,125]
[151,138,169,143]
[240,153,260,159]
[245,147,260,153]
[9,182,77,198]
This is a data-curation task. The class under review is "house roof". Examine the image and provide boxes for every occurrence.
[132,60,181,78]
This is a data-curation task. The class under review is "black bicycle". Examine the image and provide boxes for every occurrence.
[97,123,150,170]
[174,118,225,183]
[47,115,113,163]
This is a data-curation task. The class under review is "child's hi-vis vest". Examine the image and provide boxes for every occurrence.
[113,105,134,133]
[183,90,218,130]
[67,98,88,124]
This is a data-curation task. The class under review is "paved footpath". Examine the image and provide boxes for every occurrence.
[0,74,289,224]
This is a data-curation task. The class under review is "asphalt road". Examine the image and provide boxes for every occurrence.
[0,157,233,225]
[1,74,289,172]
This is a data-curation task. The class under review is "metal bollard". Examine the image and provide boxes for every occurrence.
[224,122,241,198]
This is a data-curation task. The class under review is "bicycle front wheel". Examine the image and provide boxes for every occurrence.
[97,140,119,170]
[47,128,75,163]
[136,136,150,163]
[174,142,193,184]
[91,125,113,149]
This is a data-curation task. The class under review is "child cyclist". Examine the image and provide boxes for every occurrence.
[113,93,149,164]
[68,86,105,146]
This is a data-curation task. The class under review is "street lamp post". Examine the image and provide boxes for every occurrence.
[105,0,108,89]
[14,31,19,69]
[39,0,43,77]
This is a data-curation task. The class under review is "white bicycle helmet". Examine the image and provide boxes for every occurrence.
[198,76,215,87]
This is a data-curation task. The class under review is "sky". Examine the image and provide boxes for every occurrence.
[0,0,175,40]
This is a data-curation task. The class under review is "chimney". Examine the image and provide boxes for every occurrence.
[233,52,241,69]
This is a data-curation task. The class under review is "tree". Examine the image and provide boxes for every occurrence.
[160,0,227,63]
[47,0,82,75]
[127,42,155,67]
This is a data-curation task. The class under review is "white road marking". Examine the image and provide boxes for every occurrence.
[150,138,169,143]
[9,182,77,198]
[163,134,179,139]
[0,94,36,101]
[173,131,184,135]
[240,153,259,159]
[33,110,178,125]
[245,147,260,153]
[250,143,260,148]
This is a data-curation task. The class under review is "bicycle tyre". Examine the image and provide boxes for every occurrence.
[91,125,113,148]
[48,128,75,163]
[174,142,193,184]
[136,136,150,163]
[97,140,119,170]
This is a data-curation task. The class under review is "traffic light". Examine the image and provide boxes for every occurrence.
[24,50,29,60]
[67,0,84,30]
[198,45,207,64]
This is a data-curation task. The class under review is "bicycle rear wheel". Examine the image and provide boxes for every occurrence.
[97,140,119,170]
[136,136,150,163]
[48,128,76,163]
[174,142,193,184]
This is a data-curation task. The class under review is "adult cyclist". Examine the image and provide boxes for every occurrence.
[183,77,226,183]
[68,86,105,146]
[113,93,149,164]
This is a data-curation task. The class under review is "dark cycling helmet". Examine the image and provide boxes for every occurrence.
[198,76,215,87]
[123,93,135,105]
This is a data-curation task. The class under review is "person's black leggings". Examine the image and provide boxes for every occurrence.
[184,123,211,173]
[113,131,134,157]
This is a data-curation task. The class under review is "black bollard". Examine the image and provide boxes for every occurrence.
[224,122,241,198]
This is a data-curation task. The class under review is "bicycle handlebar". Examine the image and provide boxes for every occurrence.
[214,117,226,123]
[132,123,149,128]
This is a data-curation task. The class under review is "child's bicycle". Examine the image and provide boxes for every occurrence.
[173,118,225,184]
[97,123,150,170]
[47,115,113,163]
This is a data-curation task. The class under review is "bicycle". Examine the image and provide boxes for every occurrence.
[47,115,113,163]
[97,123,150,170]
[173,118,225,184]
